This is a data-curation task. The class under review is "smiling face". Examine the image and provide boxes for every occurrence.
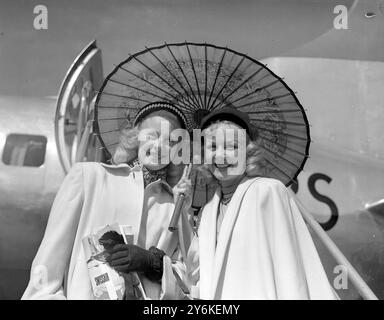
[137,113,180,171]
[203,121,248,182]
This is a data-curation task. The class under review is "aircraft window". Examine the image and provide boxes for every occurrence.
[2,134,47,167]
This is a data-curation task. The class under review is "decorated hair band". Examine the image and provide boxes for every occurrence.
[133,102,188,129]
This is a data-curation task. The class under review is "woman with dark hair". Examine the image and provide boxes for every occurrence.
[22,102,193,300]
[175,107,337,300]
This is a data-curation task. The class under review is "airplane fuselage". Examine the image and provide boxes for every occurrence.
[0,96,65,299]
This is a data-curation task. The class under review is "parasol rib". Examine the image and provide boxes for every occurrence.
[236,92,293,109]
[131,54,200,110]
[185,43,205,108]
[108,78,174,102]
[209,56,246,110]
[258,133,308,157]
[251,118,306,127]
[247,109,301,114]
[255,125,309,141]
[210,65,264,111]
[263,157,296,185]
[207,48,228,109]
[262,146,303,170]
[100,91,152,103]
[108,78,197,113]
[229,78,283,105]
[164,43,202,108]
[116,64,197,113]
[145,47,201,109]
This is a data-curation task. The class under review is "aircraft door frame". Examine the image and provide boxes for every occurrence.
[55,40,103,174]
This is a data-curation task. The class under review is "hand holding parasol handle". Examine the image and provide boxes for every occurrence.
[169,164,192,232]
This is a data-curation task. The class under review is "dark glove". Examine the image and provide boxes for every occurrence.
[106,244,165,281]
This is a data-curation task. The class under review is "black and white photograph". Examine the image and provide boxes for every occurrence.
[0,0,383,305]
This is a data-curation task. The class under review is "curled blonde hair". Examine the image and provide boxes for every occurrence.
[112,110,185,187]
[197,120,267,183]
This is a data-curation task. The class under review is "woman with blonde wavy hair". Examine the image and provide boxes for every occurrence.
[175,107,337,300]
[112,109,185,187]
[22,102,193,300]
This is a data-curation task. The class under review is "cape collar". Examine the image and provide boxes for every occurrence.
[99,161,173,194]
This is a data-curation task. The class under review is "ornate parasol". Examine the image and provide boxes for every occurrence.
[95,42,310,188]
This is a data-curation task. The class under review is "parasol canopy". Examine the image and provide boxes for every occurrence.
[95,42,310,187]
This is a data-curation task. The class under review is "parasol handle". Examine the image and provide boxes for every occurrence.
[168,194,186,232]
[168,164,192,232]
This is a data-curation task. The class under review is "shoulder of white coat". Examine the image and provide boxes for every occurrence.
[65,161,86,177]
[246,176,287,195]
[70,161,102,174]
[76,162,133,175]
[68,162,115,182]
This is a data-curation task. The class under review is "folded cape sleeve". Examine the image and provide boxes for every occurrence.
[22,163,84,300]
[252,179,338,299]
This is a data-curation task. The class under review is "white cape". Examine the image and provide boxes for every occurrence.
[188,177,338,300]
[22,162,192,300]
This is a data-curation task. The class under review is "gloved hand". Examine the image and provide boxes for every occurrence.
[106,244,165,281]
